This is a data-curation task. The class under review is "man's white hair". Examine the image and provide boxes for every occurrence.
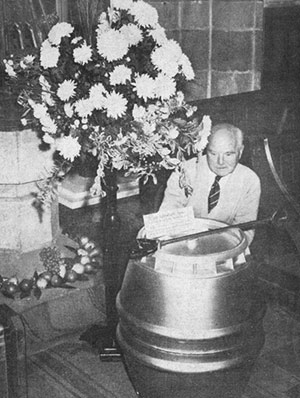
[210,123,244,149]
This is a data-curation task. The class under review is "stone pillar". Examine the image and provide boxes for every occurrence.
[0,128,60,279]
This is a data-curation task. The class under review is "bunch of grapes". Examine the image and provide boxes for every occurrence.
[39,246,63,274]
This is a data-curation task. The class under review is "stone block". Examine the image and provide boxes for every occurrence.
[166,29,181,43]
[211,71,238,97]
[0,196,57,252]
[149,1,179,30]
[255,30,264,72]
[234,71,256,92]
[180,0,210,30]
[184,70,208,102]
[181,30,209,70]
[253,71,261,91]
[255,1,264,30]
[0,129,54,185]
[4,271,106,353]
[212,31,253,71]
[213,1,256,30]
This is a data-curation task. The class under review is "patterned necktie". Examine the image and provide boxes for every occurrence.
[208,175,222,213]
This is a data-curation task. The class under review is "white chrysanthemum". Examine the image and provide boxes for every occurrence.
[143,121,156,135]
[73,42,92,65]
[56,136,81,162]
[71,36,83,45]
[176,91,185,106]
[48,22,74,46]
[160,147,171,156]
[43,133,55,144]
[120,24,143,47]
[89,83,106,109]
[151,49,178,77]
[31,102,48,119]
[109,65,131,85]
[151,40,183,77]
[129,1,158,27]
[64,103,74,118]
[154,74,176,100]
[112,0,133,10]
[57,80,77,102]
[179,53,195,80]
[97,29,128,62]
[74,98,94,117]
[133,74,156,101]
[132,104,146,121]
[97,13,110,35]
[40,115,57,134]
[23,54,35,64]
[149,25,167,46]
[4,62,16,77]
[42,92,54,106]
[159,105,170,119]
[39,75,51,91]
[40,40,60,69]
[104,91,128,119]
[167,126,179,139]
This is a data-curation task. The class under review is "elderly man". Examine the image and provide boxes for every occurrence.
[159,123,261,244]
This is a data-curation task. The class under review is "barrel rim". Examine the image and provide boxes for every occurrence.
[116,294,266,340]
[116,324,264,374]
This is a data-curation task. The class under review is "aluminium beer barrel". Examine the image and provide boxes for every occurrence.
[116,219,266,398]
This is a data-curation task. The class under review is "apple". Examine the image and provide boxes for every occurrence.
[5,283,18,295]
[19,279,33,292]
[72,263,85,275]
[50,274,64,287]
[84,263,94,274]
[65,269,78,283]
[36,277,48,289]
[40,271,52,282]
[8,277,19,285]
[80,256,90,265]
[80,236,89,246]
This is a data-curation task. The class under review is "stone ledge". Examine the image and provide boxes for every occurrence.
[0,270,106,355]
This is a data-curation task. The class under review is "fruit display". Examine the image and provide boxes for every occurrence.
[0,236,102,300]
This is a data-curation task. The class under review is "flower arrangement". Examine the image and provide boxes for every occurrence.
[3,0,211,204]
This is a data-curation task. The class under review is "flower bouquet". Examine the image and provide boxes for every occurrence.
[3,0,211,206]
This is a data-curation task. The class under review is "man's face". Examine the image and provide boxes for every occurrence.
[206,129,244,177]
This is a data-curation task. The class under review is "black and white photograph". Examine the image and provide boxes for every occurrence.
[1,0,300,397]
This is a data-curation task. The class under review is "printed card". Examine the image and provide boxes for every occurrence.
[143,207,195,239]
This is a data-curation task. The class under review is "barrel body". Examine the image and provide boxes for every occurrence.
[116,219,266,398]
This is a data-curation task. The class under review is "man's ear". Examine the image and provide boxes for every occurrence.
[238,145,244,159]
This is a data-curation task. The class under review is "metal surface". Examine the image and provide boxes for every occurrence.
[117,219,266,398]
[132,209,287,258]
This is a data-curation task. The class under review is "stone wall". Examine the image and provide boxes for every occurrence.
[149,0,263,101]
